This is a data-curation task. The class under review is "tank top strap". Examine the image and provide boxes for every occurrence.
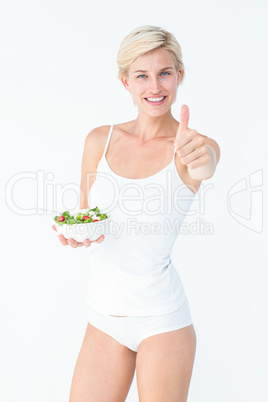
[102,124,114,158]
[172,145,177,162]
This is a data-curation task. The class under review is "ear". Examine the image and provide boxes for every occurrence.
[176,70,182,86]
[121,76,131,92]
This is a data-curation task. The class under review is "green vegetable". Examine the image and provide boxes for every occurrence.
[54,206,108,226]
[99,213,108,220]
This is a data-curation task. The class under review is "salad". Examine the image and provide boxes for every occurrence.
[54,206,108,226]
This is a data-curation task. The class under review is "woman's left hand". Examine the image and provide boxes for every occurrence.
[174,105,210,170]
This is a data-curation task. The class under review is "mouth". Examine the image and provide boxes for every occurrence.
[144,96,167,105]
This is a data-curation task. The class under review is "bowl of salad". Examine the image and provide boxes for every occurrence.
[54,206,109,242]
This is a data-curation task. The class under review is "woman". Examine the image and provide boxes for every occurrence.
[53,25,220,401]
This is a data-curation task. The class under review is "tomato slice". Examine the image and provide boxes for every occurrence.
[83,215,90,221]
[58,216,65,222]
[93,219,99,222]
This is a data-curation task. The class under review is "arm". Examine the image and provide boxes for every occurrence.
[79,126,108,209]
[52,126,109,249]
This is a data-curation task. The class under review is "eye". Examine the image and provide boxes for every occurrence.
[160,71,170,76]
[137,74,147,78]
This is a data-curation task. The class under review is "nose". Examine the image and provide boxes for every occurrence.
[148,76,163,94]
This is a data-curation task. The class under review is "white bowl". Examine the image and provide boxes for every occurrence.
[54,209,110,242]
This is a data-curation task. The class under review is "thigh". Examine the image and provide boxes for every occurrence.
[136,324,197,402]
[69,322,137,402]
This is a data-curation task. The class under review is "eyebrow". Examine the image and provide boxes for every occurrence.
[133,67,174,73]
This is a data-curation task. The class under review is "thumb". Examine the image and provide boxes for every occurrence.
[178,104,189,134]
[174,104,189,147]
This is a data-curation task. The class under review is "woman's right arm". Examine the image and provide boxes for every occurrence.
[79,126,107,209]
[53,126,109,248]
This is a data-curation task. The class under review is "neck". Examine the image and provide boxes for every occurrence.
[133,110,177,143]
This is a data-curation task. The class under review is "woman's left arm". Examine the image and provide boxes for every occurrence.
[174,105,221,181]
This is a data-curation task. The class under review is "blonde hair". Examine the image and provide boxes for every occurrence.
[117,25,185,83]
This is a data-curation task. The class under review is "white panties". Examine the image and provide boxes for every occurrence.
[87,298,193,352]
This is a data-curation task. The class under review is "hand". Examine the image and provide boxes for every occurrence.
[52,224,105,248]
[174,105,210,170]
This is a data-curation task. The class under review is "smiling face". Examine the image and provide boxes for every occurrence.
[121,48,182,117]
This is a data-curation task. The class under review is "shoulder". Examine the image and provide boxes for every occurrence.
[84,125,111,148]
[82,125,111,169]
[84,125,111,155]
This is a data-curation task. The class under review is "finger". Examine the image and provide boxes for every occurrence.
[58,234,68,246]
[187,153,210,169]
[175,104,189,146]
[177,134,202,158]
[180,145,207,165]
[84,239,91,247]
[179,104,189,133]
[95,235,105,243]
[67,238,78,248]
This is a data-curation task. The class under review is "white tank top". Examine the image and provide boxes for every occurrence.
[86,124,196,316]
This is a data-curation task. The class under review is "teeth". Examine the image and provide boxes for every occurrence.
[146,96,165,102]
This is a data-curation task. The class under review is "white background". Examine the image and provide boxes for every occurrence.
[1,0,268,401]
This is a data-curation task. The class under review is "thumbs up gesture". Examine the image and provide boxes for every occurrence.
[174,105,217,179]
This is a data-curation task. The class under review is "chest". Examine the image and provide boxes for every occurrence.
[105,135,176,180]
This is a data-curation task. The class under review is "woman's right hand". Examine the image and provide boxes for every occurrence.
[52,224,105,248]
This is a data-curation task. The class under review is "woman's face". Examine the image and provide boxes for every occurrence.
[122,48,182,117]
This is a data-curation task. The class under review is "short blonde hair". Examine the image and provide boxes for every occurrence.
[117,25,185,83]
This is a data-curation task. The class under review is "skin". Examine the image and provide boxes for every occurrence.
[51,224,104,248]
[58,47,220,401]
[53,47,220,248]
[122,48,220,175]
[121,48,182,140]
